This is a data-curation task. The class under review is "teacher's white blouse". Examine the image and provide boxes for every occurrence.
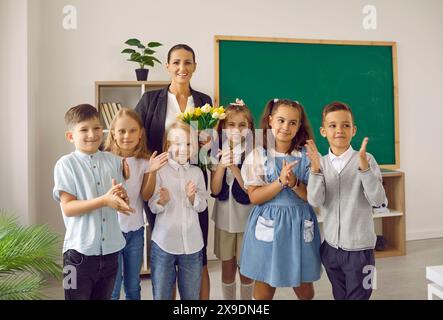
[165,91,195,131]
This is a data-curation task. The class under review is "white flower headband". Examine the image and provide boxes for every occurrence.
[273,98,300,104]
[231,98,245,106]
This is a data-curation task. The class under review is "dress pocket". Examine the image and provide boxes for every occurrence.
[304,219,314,243]
[255,216,274,242]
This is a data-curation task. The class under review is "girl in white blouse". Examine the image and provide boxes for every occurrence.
[210,100,255,300]
[148,121,208,300]
[104,108,168,300]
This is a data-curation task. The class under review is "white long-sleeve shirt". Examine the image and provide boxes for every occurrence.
[148,159,207,255]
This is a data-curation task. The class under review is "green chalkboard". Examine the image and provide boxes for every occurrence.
[216,37,399,168]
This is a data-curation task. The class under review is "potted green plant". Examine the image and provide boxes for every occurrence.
[121,38,163,81]
[0,210,62,300]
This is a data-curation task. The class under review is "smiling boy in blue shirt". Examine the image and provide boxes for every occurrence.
[53,104,134,300]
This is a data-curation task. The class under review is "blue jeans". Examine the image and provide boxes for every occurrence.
[150,241,202,300]
[111,226,145,300]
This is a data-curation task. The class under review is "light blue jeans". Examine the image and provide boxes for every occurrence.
[111,226,144,300]
[150,241,202,300]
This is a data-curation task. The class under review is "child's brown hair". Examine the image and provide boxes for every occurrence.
[260,99,314,152]
[64,104,99,129]
[215,101,255,145]
[104,108,149,159]
[321,101,355,125]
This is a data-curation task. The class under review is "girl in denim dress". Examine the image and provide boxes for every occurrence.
[240,99,322,300]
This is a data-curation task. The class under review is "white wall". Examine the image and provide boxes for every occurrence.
[20,0,443,239]
[0,0,33,224]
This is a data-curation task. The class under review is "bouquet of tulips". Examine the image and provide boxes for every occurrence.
[176,103,226,130]
[176,104,226,170]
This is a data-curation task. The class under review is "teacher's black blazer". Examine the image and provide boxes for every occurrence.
[135,85,213,154]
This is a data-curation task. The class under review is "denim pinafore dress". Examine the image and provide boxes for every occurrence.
[239,147,322,287]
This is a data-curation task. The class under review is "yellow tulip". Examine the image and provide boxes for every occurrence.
[184,106,195,117]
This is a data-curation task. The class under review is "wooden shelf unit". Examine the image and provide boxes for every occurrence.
[376,170,406,258]
[95,80,170,129]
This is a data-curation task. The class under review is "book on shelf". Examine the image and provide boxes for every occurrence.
[100,102,125,129]
[100,102,112,129]
[108,102,116,119]
[111,102,122,116]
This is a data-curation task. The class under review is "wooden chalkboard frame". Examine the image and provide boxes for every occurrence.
[214,35,399,169]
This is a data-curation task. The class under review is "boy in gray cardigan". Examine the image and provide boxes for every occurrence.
[306,101,386,300]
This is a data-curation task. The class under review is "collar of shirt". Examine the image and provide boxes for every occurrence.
[166,92,195,132]
[74,150,102,160]
[168,158,190,171]
[167,91,194,111]
[328,146,354,165]
[269,149,302,158]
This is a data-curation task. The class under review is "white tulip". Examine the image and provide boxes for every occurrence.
[212,112,220,119]
[201,104,212,113]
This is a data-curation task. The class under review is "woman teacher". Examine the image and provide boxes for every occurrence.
[135,44,211,299]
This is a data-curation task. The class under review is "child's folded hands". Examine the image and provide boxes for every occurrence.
[105,179,134,215]
[157,187,170,206]
[279,159,298,186]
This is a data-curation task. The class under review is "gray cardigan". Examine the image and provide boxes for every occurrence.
[307,151,386,251]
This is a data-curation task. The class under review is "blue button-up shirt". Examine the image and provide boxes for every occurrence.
[53,150,126,255]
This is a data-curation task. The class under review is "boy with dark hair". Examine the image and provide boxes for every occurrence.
[306,101,386,300]
[53,104,133,300]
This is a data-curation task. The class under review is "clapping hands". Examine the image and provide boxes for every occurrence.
[279,159,298,186]
[305,137,370,172]
[157,187,170,206]
[148,151,169,173]
[305,140,321,173]
[217,149,234,169]
[105,179,134,215]
[359,137,369,171]
[186,181,197,205]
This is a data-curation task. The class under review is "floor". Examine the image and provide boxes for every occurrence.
[42,238,443,300]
